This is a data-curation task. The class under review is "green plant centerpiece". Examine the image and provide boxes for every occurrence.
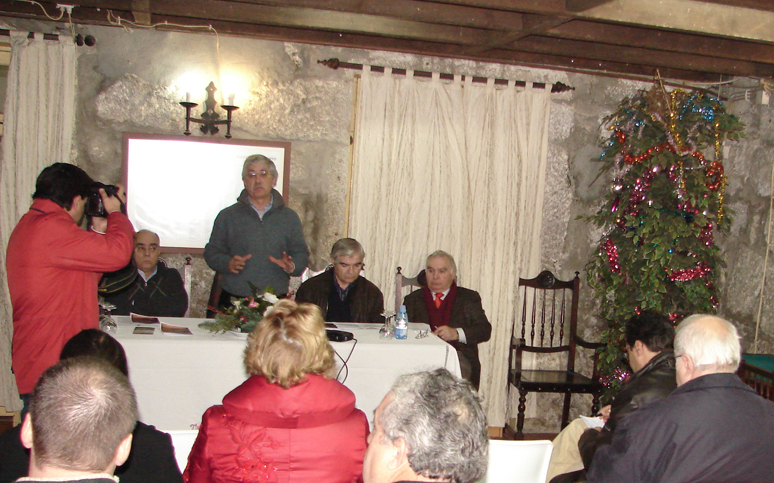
[585,84,744,395]
[199,283,279,334]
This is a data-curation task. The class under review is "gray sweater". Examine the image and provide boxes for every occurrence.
[204,189,309,296]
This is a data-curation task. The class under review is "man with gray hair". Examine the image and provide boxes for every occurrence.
[363,368,488,483]
[295,237,384,322]
[588,314,774,483]
[404,251,491,389]
[19,356,139,482]
[205,154,309,305]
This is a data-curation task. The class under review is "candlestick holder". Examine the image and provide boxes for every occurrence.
[180,81,239,138]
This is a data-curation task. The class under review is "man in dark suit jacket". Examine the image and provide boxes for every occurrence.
[403,251,491,389]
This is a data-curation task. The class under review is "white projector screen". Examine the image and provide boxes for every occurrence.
[122,133,291,252]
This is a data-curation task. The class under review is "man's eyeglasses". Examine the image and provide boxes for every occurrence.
[135,245,159,253]
[245,169,272,179]
[335,262,364,270]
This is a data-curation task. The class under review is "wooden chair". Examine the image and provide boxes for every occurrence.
[507,270,603,439]
[738,359,774,402]
[395,267,426,313]
[174,256,193,317]
[205,273,223,319]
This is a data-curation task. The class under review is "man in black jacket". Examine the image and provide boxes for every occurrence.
[104,230,188,317]
[546,311,676,482]
[295,238,384,323]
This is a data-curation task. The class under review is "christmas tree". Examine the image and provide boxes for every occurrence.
[586,84,744,393]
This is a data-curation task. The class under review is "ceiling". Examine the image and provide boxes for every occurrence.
[3,0,774,83]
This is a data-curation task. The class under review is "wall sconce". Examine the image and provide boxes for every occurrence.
[180,81,239,138]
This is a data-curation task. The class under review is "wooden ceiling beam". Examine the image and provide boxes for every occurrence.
[698,0,774,12]
[465,15,571,54]
[564,0,615,12]
[511,36,774,78]
[129,0,499,45]
[231,0,525,30]
[131,0,151,26]
[547,20,774,65]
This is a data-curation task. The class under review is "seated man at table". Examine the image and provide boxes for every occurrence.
[17,356,138,483]
[295,238,384,323]
[588,314,774,483]
[546,311,676,483]
[0,329,183,483]
[363,368,488,483]
[403,251,491,389]
[103,229,188,317]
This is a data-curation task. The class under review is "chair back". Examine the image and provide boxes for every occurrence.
[476,439,553,483]
[166,429,199,472]
[178,256,193,317]
[738,360,774,402]
[514,270,581,371]
[395,267,426,313]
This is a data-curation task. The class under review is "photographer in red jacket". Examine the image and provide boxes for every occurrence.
[6,163,134,416]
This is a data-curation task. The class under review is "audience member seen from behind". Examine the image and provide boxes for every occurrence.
[546,311,676,483]
[17,357,137,482]
[363,368,488,483]
[103,229,189,317]
[184,299,369,483]
[588,315,774,483]
[296,238,384,323]
[6,163,134,414]
[0,329,183,483]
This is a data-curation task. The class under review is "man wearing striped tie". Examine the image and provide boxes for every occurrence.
[403,251,491,389]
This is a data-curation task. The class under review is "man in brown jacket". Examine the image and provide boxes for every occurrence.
[403,251,491,389]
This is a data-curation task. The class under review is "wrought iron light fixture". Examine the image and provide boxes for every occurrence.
[180,81,239,138]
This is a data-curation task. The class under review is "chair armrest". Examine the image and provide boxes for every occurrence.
[575,337,604,351]
[575,337,604,383]
[509,336,526,379]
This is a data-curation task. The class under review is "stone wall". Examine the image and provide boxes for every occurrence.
[3,17,774,429]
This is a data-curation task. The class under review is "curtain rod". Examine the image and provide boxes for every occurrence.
[317,58,574,93]
[0,29,96,46]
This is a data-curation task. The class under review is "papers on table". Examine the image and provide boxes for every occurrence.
[581,415,605,429]
[127,314,193,336]
[131,313,160,324]
[160,322,193,335]
[133,326,155,335]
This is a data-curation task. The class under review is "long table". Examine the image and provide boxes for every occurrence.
[112,317,460,431]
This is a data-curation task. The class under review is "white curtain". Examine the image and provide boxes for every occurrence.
[0,32,77,411]
[349,67,551,426]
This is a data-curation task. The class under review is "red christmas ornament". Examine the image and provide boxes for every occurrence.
[602,238,621,273]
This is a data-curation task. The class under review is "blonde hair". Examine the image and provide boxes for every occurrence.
[244,299,335,388]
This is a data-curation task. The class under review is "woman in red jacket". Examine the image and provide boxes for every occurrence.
[184,300,369,483]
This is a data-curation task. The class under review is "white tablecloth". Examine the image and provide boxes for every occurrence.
[112,317,460,431]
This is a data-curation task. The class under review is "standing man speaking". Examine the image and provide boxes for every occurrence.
[205,155,308,305]
[6,163,134,412]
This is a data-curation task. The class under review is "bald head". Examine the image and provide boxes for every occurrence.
[674,314,741,386]
[133,230,160,276]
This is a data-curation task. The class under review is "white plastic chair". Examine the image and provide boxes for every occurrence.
[477,439,553,483]
[166,429,199,473]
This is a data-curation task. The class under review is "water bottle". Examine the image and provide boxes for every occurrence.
[395,305,408,340]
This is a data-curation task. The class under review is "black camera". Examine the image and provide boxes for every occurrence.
[85,182,125,217]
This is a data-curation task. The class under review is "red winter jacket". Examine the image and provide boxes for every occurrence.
[6,199,134,393]
[184,374,369,483]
